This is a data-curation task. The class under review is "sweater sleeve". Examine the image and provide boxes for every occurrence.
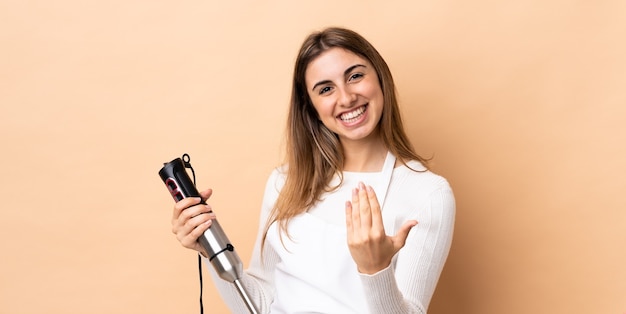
[203,169,283,314]
[360,184,456,313]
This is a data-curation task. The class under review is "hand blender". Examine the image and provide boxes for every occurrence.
[159,154,258,314]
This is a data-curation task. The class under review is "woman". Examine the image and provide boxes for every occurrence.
[172,27,455,313]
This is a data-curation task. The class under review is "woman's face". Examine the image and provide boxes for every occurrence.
[304,47,384,144]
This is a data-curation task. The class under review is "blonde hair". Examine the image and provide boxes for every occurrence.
[263,27,428,245]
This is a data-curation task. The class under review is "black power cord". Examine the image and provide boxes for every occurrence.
[182,153,204,314]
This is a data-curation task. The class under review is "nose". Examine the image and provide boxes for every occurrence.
[337,86,357,107]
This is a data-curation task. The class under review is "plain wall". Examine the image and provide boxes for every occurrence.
[1,1,625,313]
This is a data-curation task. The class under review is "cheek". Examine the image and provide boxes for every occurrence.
[364,80,384,99]
[356,73,381,95]
[311,98,334,118]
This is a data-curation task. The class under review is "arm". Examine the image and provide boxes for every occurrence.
[202,169,284,313]
[347,184,456,313]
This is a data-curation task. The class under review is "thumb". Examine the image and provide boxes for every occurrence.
[199,188,213,203]
[392,220,418,250]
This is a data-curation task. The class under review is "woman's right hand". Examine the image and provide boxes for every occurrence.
[171,188,216,256]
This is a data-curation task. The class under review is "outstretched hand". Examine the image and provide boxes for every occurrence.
[345,182,418,275]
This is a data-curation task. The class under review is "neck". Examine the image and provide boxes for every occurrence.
[341,135,388,172]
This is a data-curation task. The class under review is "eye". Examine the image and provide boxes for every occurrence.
[348,73,364,82]
[319,86,332,95]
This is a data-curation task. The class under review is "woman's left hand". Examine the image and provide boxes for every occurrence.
[345,182,418,275]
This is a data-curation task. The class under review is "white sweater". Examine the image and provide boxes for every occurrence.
[207,154,455,313]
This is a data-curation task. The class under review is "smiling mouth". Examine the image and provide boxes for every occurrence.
[338,105,367,123]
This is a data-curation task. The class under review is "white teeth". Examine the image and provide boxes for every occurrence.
[339,106,366,122]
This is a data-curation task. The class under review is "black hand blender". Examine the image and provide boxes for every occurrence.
[159,154,258,314]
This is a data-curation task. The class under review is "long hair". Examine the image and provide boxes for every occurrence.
[264,27,428,244]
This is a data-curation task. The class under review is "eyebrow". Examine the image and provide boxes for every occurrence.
[311,64,367,92]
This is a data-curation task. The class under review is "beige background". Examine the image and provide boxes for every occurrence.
[1,1,625,313]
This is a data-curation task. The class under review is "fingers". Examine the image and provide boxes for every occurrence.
[392,220,418,251]
[170,188,216,254]
[364,184,383,230]
[356,183,372,229]
[199,188,213,203]
[346,182,383,247]
[345,182,419,274]
[172,197,210,227]
[350,186,362,231]
[345,200,353,233]
[172,203,214,238]
[171,188,214,224]
[177,213,214,250]
[173,203,215,252]
[348,182,380,231]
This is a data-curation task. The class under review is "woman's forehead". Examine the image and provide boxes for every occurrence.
[304,48,371,84]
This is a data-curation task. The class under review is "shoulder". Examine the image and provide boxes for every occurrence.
[262,165,287,200]
[258,165,288,216]
[388,159,454,210]
[394,160,452,192]
[384,160,455,230]
[267,164,287,188]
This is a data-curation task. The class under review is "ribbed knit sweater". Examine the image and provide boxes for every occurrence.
[207,153,455,313]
